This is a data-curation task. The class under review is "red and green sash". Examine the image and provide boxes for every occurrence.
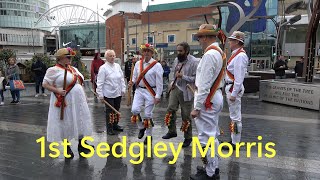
[226,48,246,92]
[54,64,84,108]
[204,45,226,110]
[135,59,158,97]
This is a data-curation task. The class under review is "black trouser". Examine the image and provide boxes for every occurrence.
[104,96,122,125]
[0,90,3,102]
[35,75,45,94]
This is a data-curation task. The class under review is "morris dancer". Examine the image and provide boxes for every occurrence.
[96,49,126,135]
[162,42,198,148]
[190,24,226,180]
[129,43,163,144]
[43,48,94,159]
[222,31,248,151]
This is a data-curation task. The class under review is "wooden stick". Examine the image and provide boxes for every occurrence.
[186,84,195,94]
[168,62,185,94]
[90,89,121,115]
[60,64,68,120]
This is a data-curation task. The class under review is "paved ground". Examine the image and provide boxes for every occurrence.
[0,92,320,180]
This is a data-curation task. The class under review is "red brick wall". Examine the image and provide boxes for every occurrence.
[106,13,141,64]
[141,6,217,24]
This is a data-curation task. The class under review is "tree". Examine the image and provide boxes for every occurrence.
[0,49,16,72]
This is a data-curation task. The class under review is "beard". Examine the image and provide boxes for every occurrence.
[177,54,187,62]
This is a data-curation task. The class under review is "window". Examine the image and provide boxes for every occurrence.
[131,38,136,45]
[147,36,153,44]
[192,33,198,42]
[167,34,175,43]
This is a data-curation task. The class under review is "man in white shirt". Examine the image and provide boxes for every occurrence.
[129,43,163,144]
[222,31,248,151]
[96,50,126,135]
[190,24,225,180]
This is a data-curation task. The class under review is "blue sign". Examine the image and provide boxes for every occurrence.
[156,43,168,48]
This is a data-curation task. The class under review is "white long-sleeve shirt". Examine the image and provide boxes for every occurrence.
[225,48,248,97]
[132,58,163,99]
[96,62,126,98]
[194,43,224,110]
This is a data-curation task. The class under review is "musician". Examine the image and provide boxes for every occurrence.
[43,48,94,159]
[162,42,198,148]
[129,43,163,144]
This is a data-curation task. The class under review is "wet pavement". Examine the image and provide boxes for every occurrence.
[0,93,320,180]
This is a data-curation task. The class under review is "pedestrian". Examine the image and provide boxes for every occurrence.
[129,43,163,145]
[160,60,170,96]
[190,24,225,180]
[162,42,198,148]
[294,56,304,77]
[42,47,94,159]
[273,55,288,79]
[96,49,126,135]
[5,57,21,104]
[125,53,136,96]
[0,70,6,105]
[222,31,249,151]
[32,55,47,97]
[91,52,105,97]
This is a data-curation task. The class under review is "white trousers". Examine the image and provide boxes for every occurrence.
[131,88,154,136]
[194,90,223,177]
[225,84,244,144]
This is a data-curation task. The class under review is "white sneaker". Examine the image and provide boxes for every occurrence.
[42,93,47,97]
[35,94,40,97]
[0,102,4,105]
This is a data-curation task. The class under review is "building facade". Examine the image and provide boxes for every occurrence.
[0,0,50,53]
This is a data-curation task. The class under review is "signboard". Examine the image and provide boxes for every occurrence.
[260,80,320,110]
[156,43,168,48]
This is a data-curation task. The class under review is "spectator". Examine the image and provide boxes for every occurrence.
[91,52,104,100]
[5,57,21,104]
[294,56,304,77]
[32,56,47,97]
[0,70,6,105]
[161,60,170,96]
[273,55,288,79]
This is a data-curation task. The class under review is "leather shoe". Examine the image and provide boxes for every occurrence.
[138,128,146,139]
[221,141,235,151]
[113,124,124,131]
[144,136,152,145]
[65,145,74,159]
[190,167,220,180]
[162,132,177,139]
[182,138,192,147]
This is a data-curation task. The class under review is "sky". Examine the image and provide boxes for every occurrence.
[49,0,189,16]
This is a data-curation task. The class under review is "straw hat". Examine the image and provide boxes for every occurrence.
[195,24,219,37]
[228,31,245,43]
[140,43,156,54]
[54,47,76,58]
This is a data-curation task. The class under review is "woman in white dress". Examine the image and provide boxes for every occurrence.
[96,49,126,135]
[42,48,93,159]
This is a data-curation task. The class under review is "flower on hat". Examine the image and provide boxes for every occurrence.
[145,43,150,48]
[66,47,76,56]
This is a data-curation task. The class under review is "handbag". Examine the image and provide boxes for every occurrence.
[9,79,25,91]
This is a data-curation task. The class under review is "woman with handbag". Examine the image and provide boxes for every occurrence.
[5,57,21,104]
[42,47,94,159]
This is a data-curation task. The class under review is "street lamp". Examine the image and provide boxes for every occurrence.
[147,0,154,43]
[97,5,104,53]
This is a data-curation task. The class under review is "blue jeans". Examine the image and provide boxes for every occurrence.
[10,90,20,101]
